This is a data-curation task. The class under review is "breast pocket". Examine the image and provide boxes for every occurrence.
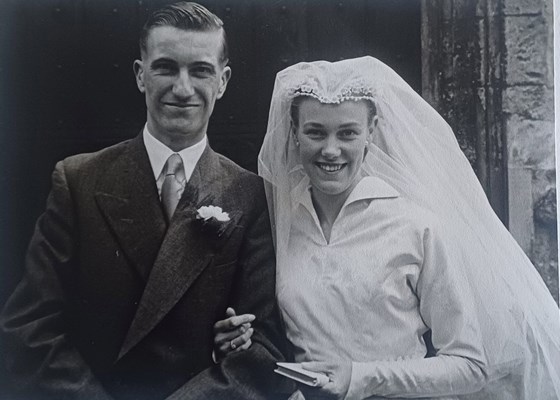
[206,259,238,282]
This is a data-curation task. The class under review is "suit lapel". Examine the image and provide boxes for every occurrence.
[118,145,238,360]
[94,134,167,281]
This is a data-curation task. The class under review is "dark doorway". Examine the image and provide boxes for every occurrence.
[0,0,421,393]
[0,0,421,297]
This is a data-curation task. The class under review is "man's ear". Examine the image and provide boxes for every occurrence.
[216,66,232,99]
[133,59,145,93]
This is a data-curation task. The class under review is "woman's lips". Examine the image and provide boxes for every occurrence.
[315,162,346,172]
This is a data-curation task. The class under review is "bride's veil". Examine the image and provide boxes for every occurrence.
[258,56,560,398]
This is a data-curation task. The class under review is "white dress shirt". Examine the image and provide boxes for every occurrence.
[277,176,487,399]
[142,125,207,199]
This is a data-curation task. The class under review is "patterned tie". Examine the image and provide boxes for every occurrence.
[161,153,186,221]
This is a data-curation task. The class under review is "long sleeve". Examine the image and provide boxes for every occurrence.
[1,162,113,400]
[164,191,289,400]
[345,224,487,399]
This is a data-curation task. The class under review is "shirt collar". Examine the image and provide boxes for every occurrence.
[142,124,207,181]
[291,175,399,213]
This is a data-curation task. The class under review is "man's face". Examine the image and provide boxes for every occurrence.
[134,26,231,149]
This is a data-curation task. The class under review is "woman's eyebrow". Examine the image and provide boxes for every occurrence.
[302,122,324,128]
[338,122,361,128]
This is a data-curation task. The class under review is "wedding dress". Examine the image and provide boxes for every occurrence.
[258,56,560,399]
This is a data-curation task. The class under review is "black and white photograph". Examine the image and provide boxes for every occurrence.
[0,1,558,399]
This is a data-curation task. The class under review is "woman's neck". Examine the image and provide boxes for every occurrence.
[311,190,346,226]
[310,180,359,243]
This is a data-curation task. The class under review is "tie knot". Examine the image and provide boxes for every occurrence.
[161,154,186,221]
[165,153,183,174]
[164,153,186,182]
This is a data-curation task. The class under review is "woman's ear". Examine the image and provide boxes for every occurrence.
[290,121,300,147]
[367,115,378,141]
[367,127,374,143]
[364,119,376,160]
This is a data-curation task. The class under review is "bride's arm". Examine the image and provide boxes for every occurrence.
[347,354,485,399]
[345,224,488,399]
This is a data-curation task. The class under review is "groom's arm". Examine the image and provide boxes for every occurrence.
[0,161,114,400]
[166,180,289,400]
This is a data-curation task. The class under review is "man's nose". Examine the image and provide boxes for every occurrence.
[172,70,195,98]
[321,136,341,158]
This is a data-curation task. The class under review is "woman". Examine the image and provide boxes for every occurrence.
[214,57,560,399]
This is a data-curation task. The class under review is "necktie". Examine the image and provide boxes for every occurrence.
[161,153,186,221]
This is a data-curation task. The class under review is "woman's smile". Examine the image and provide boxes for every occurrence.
[315,162,346,173]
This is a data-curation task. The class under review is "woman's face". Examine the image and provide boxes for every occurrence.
[294,97,373,198]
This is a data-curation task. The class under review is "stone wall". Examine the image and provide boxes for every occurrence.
[422,0,510,223]
[422,0,558,302]
[503,0,557,303]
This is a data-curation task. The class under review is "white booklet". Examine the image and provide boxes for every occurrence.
[274,362,330,387]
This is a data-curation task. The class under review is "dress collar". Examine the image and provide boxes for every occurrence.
[291,174,399,213]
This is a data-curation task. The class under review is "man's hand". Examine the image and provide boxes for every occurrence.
[213,307,255,361]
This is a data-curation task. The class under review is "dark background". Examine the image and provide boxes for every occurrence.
[0,0,421,395]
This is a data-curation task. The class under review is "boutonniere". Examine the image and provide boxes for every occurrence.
[195,205,232,236]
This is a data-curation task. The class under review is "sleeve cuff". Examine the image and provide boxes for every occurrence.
[345,361,361,399]
[345,361,378,400]
[211,350,219,364]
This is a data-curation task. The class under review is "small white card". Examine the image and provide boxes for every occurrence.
[274,362,330,387]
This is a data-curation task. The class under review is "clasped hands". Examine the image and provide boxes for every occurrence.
[213,307,352,399]
[213,307,255,358]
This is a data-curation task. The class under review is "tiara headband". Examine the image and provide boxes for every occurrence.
[288,79,377,104]
[279,59,379,105]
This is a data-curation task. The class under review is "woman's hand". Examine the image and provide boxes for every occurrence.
[213,307,255,360]
[300,361,352,400]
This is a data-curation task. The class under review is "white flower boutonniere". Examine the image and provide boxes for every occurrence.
[195,205,232,236]
[196,205,230,222]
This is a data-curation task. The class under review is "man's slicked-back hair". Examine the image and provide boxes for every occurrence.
[139,2,229,65]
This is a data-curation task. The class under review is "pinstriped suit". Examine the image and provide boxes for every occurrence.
[1,134,287,399]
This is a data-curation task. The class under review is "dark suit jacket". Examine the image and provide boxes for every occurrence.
[1,134,287,399]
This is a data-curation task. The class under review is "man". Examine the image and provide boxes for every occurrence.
[1,2,286,399]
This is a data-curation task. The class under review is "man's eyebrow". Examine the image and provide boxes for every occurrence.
[191,61,216,72]
[150,57,177,67]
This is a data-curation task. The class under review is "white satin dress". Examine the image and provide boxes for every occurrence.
[276,176,504,399]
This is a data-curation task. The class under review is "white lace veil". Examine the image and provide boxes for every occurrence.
[258,56,560,398]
